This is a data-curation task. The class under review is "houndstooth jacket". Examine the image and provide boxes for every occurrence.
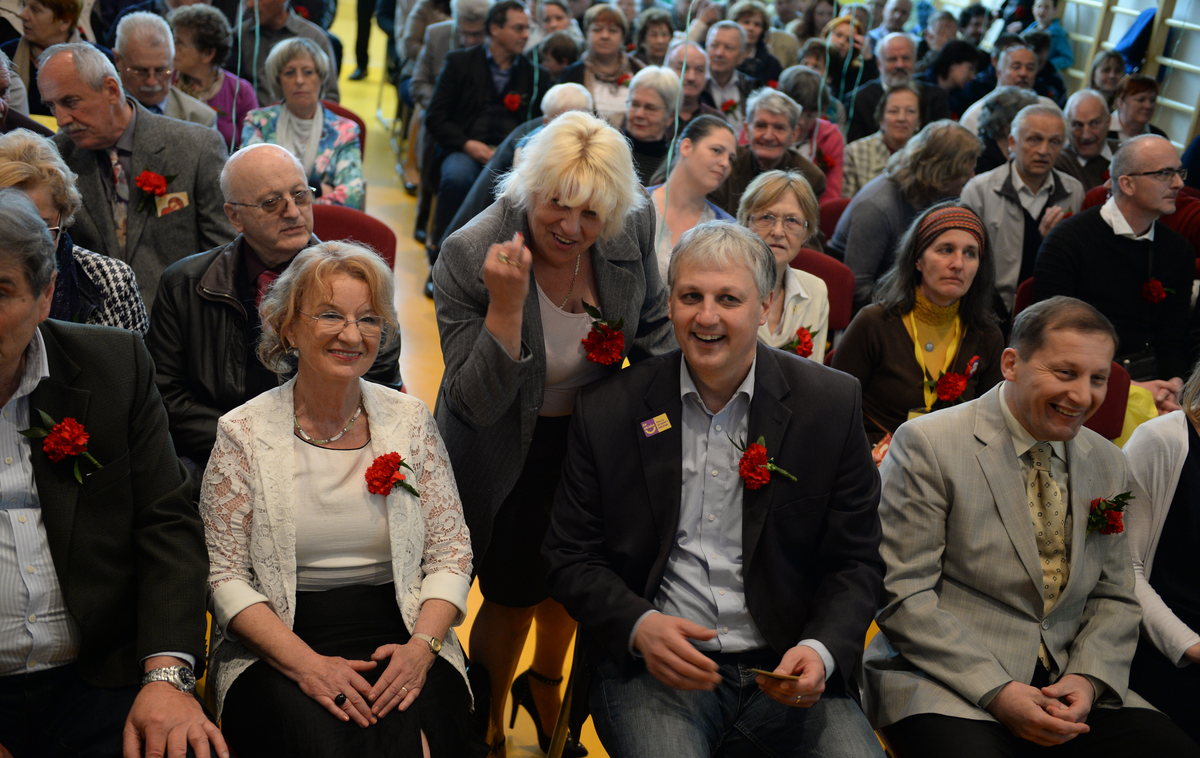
[72,245,149,334]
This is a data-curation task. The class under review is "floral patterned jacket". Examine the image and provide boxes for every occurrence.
[241,104,364,210]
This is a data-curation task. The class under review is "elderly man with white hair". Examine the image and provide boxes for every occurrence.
[1054,88,1115,193]
[844,32,950,143]
[700,20,760,128]
[666,40,723,127]
[961,103,1084,320]
[39,42,233,312]
[114,11,216,126]
[709,88,827,215]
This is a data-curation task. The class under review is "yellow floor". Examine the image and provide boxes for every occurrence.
[329,8,607,756]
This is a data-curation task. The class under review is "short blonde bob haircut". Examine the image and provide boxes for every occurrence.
[0,129,83,226]
[735,169,818,248]
[258,241,399,373]
[886,119,980,209]
[496,110,647,240]
[265,37,331,102]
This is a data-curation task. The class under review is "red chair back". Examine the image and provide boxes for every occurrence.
[1082,362,1130,440]
[1011,277,1034,326]
[311,205,396,269]
[818,197,851,241]
[790,248,854,331]
[322,100,366,157]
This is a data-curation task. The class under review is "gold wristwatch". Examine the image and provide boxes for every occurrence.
[413,633,442,654]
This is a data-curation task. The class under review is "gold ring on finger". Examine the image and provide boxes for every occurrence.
[401,686,409,693]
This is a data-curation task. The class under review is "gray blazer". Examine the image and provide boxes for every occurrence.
[861,385,1150,729]
[432,194,675,561]
[162,86,218,129]
[54,101,236,312]
[411,20,455,110]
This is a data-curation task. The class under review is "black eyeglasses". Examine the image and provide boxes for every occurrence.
[229,187,316,214]
[1127,167,1188,182]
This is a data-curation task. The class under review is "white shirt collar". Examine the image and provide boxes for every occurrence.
[1010,159,1055,199]
[1099,194,1155,241]
[999,383,1066,463]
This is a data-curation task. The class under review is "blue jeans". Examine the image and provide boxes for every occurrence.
[590,653,883,758]
[432,149,485,251]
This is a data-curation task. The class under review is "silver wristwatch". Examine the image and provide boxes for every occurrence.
[141,665,197,693]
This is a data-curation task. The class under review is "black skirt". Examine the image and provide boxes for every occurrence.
[477,414,572,608]
[222,583,488,758]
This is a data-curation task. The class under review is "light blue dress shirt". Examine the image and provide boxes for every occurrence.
[0,330,82,675]
[633,357,835,679]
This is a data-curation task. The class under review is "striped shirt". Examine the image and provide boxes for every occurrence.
[0,330,81,675]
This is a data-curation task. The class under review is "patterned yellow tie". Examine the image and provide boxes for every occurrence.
[1028,442,1069,668]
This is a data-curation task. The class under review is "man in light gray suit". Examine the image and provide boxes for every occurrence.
[862,296,1200,757]
[114,12,218,128]
[40,42,234,312]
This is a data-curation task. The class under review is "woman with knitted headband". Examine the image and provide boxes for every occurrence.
[833,201,1005,443]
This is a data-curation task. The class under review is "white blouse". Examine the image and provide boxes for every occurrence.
[537,283,607,417]
[293,438,393,591]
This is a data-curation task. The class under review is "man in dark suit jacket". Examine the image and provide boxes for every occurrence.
[544,222,885,758]
[0,189,220,757]
[425,0,550,263]
[40,42,235,313]
[844,32,950,143]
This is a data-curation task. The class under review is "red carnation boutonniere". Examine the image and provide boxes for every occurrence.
[626,42,636,52]
[617,72,632,86]
[294,4,310,18]
[134,169,177,214]
[19,410,103,483]
[721,98,737,114]
[767,79,778,89]
[1142,278,1174,304]
[365,452,419,497]
[732,435,797,490]
[925,355,978,405]
[503,92,523,112]
[783,326,815,358]
[581,301,625,365]
[1087,491,1133,537]
[813,147,836,173]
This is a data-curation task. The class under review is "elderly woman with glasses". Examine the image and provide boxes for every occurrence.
[624,66,678,184]
[242,37,364,209]
[202,240,488,758]
[0,128,146,331]
[433,110,674,758]
[737,169,829,362]
[1,0,110,116]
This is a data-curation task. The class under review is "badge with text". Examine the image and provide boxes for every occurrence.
[640,413,671,437]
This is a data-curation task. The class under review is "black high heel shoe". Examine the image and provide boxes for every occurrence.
[509,669,588,757]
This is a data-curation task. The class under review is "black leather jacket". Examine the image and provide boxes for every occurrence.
[147,235,403,467]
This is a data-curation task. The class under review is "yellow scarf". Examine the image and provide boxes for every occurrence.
[905,292,963,411]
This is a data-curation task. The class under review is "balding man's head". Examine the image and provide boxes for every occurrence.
[1111,134,1183,219]
[222,144,314,266]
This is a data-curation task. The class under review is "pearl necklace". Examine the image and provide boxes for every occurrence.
[294,400,364,445]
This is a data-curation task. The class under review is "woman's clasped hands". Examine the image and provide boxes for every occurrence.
[296,640,437,727]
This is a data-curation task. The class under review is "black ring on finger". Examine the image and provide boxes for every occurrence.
[334,693,348,707]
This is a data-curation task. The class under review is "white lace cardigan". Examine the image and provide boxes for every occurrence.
[200,377,474,717]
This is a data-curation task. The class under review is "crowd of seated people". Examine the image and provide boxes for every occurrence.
[2,0,1200,756]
